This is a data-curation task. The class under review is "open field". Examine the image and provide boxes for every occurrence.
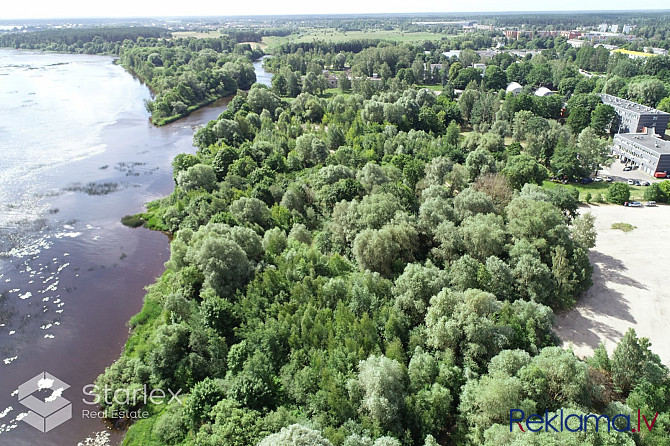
[262,28,449,48]
[542,180,647,201]
[170,30,221,39]
[554,204,670,365]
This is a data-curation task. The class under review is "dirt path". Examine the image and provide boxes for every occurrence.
[554,204,670,365]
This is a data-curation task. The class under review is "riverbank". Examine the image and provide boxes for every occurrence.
[0,49,268,445]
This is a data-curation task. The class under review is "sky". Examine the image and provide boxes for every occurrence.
[1,0,654,20]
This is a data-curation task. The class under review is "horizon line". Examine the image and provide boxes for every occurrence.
[2,9,670,22]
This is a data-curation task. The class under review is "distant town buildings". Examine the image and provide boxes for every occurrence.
[322,71,338,88]
[612,49,657,59]
[599,93,670,136]
[473,63,486,75]
[645,47,669,56]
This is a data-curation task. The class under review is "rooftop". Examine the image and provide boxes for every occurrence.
[599,93,669,116]
[615,129,670,155]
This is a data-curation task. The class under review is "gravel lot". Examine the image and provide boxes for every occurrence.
[554,204,670,365]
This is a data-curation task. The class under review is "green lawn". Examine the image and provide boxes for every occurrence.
[542,180,646,202]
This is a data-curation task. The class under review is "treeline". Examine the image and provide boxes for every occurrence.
[224,28,295,43]
[490,11,670,29]
[118,37,262,124]
[97,42,670,446]
[0,26,168,54]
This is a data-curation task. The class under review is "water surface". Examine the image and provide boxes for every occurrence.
[0,49,271,445]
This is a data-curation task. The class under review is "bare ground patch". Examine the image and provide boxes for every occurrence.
[554,204,670,365]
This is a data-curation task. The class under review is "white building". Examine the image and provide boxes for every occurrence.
[598,23,608,32]
[534,87,554,97]
[442,50,461,58]
[506,82,522,95]
[610,24,619,33]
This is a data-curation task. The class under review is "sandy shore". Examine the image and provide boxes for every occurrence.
[554,204,670,365]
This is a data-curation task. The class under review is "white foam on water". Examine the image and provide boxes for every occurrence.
[55,231,81,239]
[2,357,17,365]
[44,334,54,339]
[18,292,31,300]
[0,407,12,419]
[8,331,15,335]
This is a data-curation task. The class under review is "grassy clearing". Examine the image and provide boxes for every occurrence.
[542,180,646,202]
[238,40,267,50]
[262,28,449,49]
[611,222,637,232]
[170,30,220,39]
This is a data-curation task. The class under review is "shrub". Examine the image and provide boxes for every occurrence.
[121,214,145,228]
[606,183,630,205]
[644,183,666,202]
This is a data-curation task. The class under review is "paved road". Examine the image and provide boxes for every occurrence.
[601,158,663,184]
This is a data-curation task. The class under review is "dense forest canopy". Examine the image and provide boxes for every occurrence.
[0,26,169,53]
[6,13,670,444]
[95,18,670,445]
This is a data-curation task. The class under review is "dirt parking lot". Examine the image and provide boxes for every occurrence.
[555,204,670,365]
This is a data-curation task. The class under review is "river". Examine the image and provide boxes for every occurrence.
[0,49,271,446]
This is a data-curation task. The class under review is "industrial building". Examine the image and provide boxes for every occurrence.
[612,128,670,176]
[599,93,670,136]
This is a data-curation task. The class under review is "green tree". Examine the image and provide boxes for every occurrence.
[590,103,615,136]
[644,183,667,202]
[606,182,630,204]
[184,378,225,428]
[356,355,407,430]
[503,154,548,190]
[577,127,610,176]
[259,424,333,446]
[176,164,217,192]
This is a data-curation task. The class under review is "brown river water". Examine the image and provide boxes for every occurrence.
[0,49,271,445]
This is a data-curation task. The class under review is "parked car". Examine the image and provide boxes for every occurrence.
[627,179,635,185]
[581,177,594,184]
[634,180,641,186]
[594,177,603,182]
[629,201,642,207]
[640,181,650,186]
[645,201,657,207]
[605,176,613,182]
[623,166,632,171]
[654,172,667,178]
